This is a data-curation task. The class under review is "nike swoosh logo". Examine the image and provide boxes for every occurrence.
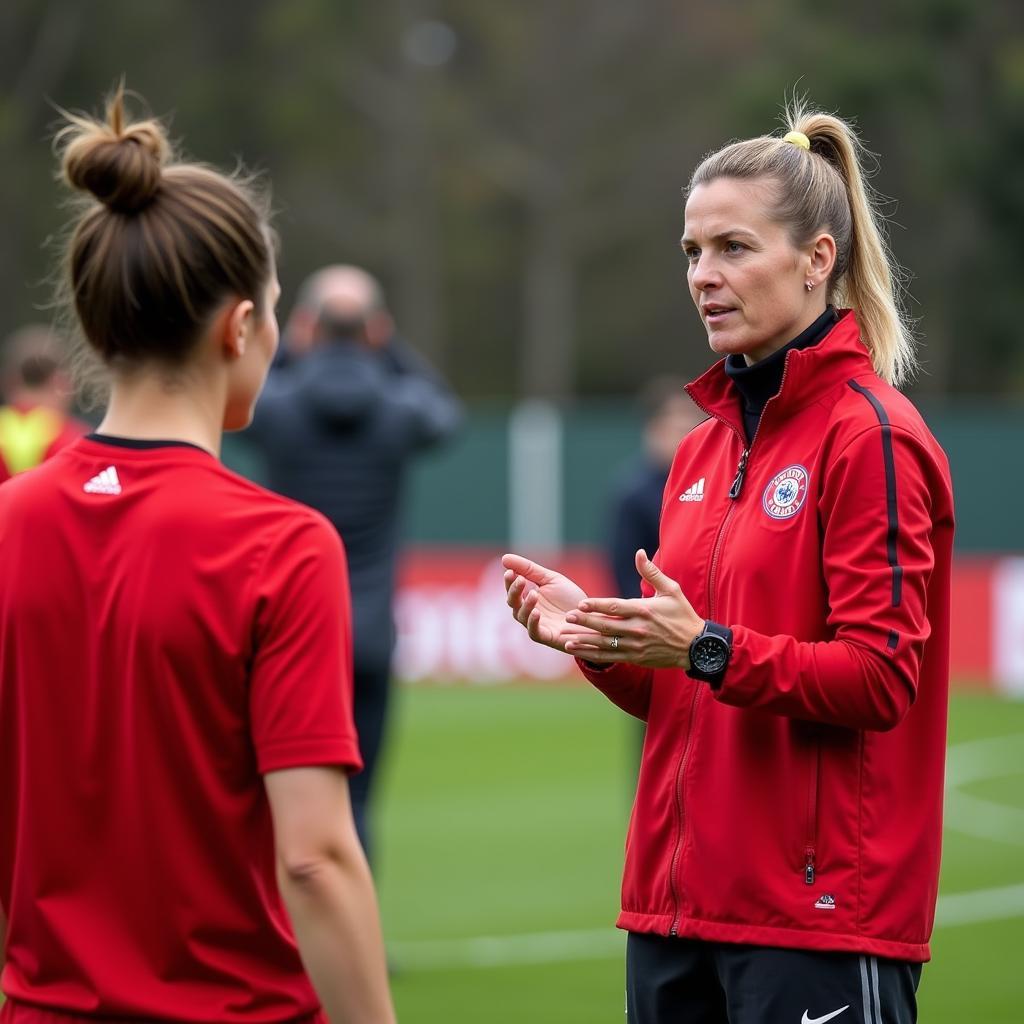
[801,1008,850,1024]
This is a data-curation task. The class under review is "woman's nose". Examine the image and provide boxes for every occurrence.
[691,254,720,290]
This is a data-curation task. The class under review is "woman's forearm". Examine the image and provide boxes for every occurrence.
[278,849,396,1024]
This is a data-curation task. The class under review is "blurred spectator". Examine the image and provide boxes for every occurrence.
[247,265,462,861]
[0,324,87,484]
[607,377,700,598]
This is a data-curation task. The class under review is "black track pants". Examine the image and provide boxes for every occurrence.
[348,663,393,864]
[626,933,922,1024]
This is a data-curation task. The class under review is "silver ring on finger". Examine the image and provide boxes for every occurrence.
[610,635,620,650]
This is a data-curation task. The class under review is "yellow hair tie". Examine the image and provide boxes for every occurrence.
[783,130,811,151]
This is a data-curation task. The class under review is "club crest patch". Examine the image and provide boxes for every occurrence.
[762,464,809,520]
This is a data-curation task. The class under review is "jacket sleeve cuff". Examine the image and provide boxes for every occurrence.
[713,624,763,705]
[575,659,653,721]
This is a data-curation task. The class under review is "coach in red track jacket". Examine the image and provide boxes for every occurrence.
[504,104,955,1021]
[579,309,953,962]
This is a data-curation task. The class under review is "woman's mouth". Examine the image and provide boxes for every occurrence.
[703,306,735,325]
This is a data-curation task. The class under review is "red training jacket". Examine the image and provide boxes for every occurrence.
[581,311,954,962]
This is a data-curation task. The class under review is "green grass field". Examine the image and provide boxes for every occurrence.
[0,685,1017,1019]
[377,686,1024,1022]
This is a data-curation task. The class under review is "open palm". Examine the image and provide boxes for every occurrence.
[502,553,592,653]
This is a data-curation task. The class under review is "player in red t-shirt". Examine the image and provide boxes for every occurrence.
[0,86,395,1024]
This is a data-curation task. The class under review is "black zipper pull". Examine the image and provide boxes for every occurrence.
[804,850,815,885]
[729,448,750,500]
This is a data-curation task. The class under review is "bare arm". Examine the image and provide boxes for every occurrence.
[265,767,395,1024]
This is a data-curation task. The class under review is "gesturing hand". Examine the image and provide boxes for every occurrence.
[562,549,705,669]
[502,553,597,653]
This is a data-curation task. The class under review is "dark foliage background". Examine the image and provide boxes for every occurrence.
[2,0,1022,399]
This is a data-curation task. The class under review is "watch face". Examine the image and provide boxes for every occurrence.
[691,635,729,674]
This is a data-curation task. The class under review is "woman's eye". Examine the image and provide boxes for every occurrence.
[725,241,745,254]
[683,247,700,262]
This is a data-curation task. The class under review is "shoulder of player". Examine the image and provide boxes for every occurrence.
[685,414,717,441]
[825,374,936,443]
[268,503,342,554]
[817,374,947,480]
[212,466,341,544]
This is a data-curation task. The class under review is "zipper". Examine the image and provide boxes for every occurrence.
[689,357,793,503]
[804,849,816,886]
[665,415,744,934]
[667,366,794,932]
[695,359,797,616]
[728,446,750,499]
[804,736,821,885]
[668,683,705,935]
[684,396,747,618]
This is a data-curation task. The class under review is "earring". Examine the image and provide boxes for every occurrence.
[805,281,814,292]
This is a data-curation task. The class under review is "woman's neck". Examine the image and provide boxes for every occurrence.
[97,367,225,457]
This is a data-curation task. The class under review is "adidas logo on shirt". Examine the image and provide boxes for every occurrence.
[679,477,705,502]
[83,466,122,495]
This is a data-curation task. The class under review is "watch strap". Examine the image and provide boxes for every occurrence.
[686,620,733,687]
[700,621,733,644]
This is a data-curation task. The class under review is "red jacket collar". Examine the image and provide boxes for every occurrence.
[685,309,874,437]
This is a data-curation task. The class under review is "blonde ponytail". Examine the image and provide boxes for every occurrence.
[787,102,916,387]
[688,98,918,388]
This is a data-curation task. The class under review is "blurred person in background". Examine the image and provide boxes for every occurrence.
[504,101,952,1024]
[0,87,394,1024]
[248,265,462,863]
[0,324,87,483]
[608,377,700,601]
[607,378,701,765]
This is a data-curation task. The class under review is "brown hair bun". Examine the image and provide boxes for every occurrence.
[55,82,272,370]
[60,85,170,214]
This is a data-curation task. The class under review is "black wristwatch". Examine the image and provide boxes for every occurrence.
[686,620,733,688]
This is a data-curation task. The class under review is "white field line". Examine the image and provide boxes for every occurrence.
[390,883,1024,971]
[944,732,1024,845]
[390,735,1024,972]
[934,882,1024,927]
[390,927,625,971]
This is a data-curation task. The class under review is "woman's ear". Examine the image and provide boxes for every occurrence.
[807,233,837,289]
[218,298,256,360]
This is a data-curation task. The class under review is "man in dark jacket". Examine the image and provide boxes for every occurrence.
[248,265,462,859]
[607,378,700,599]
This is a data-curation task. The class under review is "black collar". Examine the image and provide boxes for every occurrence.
[86,433,211,454]
[724,306,839,443]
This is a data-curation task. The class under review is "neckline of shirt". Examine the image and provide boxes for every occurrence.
[85,432,214,456]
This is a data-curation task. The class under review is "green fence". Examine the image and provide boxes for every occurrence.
[224,399,1024,553]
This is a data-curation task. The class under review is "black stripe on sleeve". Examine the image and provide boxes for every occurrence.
[847,381,902,608]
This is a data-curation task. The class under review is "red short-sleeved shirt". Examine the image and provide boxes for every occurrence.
[0,436,362,1023]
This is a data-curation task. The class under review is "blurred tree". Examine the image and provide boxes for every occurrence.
[0,0,85,331]
[258,0,449,363]
[1,0,1021,399]
[437,0,727,397]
